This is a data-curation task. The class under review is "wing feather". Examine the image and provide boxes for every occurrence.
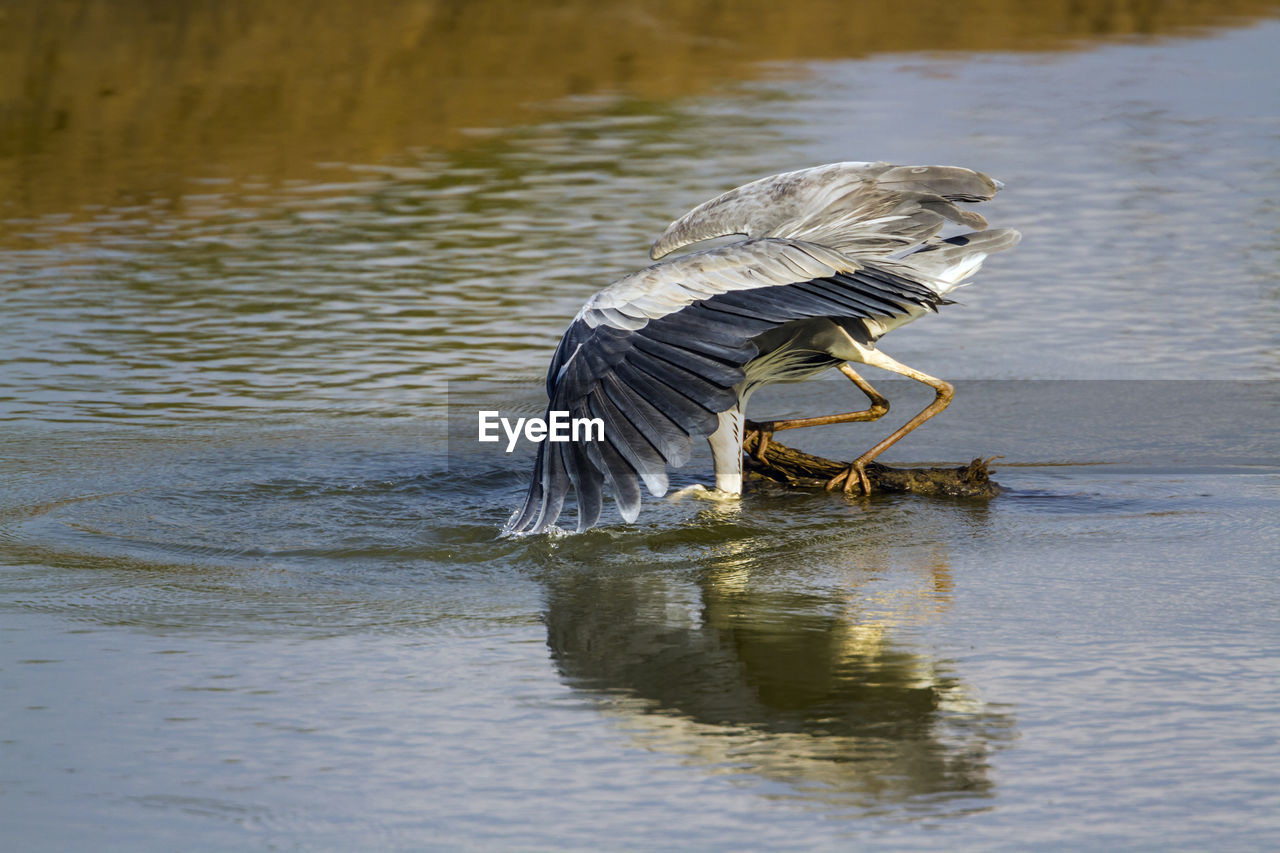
[599,373,693,466]
[588,390,670,497]
[560,430,602,531]
[649,161,1002,261]
[611,362,721,435]
[582,418,642,523]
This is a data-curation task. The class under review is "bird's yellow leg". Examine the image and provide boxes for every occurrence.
[746,363,889,462]
[825,350,954,495]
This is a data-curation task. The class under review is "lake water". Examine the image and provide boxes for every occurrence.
[2,3,1278,849]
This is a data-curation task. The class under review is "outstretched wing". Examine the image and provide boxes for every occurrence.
[501,238,944,536]
[503,162,1017,536]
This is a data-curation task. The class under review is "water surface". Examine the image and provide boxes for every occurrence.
[2,7,1279,850]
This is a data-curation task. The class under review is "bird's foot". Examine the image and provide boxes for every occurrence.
[826,461,872,495]
[668,484,742,502]
[743,420,775,463]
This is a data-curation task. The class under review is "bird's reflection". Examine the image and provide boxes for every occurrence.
[543,531,1015,813]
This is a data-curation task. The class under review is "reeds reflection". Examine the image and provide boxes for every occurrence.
[543,530,1015,813]
[2,0,1277,224]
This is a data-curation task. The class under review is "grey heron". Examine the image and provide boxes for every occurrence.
[503,161,1019,536]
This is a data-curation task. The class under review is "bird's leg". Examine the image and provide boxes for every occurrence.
[702,405,746,497]
[826,350,954,496]
[746,364,889,463]
[668,483,744,502]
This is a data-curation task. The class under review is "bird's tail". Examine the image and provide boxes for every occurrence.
[897,228,1021,295]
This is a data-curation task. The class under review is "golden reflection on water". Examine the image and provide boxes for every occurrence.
[544,524,1013,810]
[2,0,1277,223]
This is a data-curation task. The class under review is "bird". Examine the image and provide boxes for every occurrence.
[502,161,1019,536]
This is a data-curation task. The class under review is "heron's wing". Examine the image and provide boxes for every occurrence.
[502,238,945,537]
[650,161,1002,261]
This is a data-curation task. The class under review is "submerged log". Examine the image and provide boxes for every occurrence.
[742,432,1001,499]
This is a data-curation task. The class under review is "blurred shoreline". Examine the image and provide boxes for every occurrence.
[3,0,1278,226]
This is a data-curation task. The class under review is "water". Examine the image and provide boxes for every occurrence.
[2,5,1279,849]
